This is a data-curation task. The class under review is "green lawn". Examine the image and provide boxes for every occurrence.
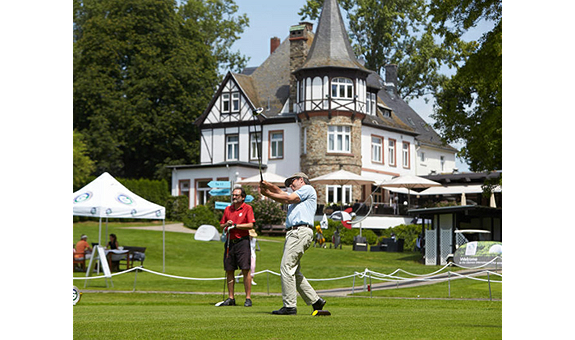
[74,221,487,293]
[73,221,502,339]
[74,293,501,339]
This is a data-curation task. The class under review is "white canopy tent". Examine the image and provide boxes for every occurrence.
[73,172,167,271]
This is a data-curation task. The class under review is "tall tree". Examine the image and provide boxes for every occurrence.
[73,130,96,191]
[299,0,475,102]
[429,0,502,171]
[179,0,249,74]
[73,0,248,179]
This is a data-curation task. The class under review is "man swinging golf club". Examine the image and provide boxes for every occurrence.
[260,172,327,315]
[217,187,256,307]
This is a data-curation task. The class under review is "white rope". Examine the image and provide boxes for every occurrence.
[73,262,502,284]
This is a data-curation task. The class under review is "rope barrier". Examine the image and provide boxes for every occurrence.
[73,259,502,286]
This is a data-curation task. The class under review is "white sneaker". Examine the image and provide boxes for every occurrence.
[251,280,257,285]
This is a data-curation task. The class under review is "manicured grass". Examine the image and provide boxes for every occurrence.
[74,221,469,293]
[74,221,502,339]
[73,293,501,339]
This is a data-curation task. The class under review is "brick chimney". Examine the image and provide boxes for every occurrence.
[384,64,398,95]
[270,37,280,54]
[289,22,313,111]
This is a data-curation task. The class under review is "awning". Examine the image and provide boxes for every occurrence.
[417,184,502,196]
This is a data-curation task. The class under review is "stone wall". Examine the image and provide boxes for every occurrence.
[300,114,364,204]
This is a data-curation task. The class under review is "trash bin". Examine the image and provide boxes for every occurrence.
[353,236,367,251]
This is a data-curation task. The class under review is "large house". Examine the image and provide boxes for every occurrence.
[168,0,457,216]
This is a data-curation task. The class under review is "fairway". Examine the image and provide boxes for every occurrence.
[73,222,501,338]
[74,293,501,339]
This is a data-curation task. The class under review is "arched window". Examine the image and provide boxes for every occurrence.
[331,77,353,99]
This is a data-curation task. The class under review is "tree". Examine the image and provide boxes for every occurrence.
[73,0,248,179]
[179,0,249,74]
[429,0,502,171]
[299,0,475,102]
[73,130,96,191]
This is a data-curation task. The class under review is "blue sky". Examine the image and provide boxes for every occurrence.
[229,0,497,173]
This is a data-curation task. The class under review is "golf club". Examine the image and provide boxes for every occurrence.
[216,225,234,306]
[252,107,264,181]
[312,310,332,316]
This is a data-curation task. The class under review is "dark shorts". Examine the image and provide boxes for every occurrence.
[223,237,251,271]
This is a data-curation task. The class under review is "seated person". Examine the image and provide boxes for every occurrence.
[74,234,92,259]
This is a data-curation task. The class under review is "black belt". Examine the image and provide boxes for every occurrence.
[287,224,313,231]
[229,236,249,244]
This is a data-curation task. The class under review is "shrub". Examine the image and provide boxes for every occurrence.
[314,219,377,245]
[182,205,220,230]
[165,195,189,221]
[379,224,421,251]
[249,198,285,232]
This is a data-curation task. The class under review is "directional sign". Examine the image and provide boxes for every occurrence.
[245,195,254,203]
[208,181,231,189]
[209,188,231,196]
[215,201,232,210]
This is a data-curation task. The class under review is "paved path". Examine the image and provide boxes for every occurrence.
[119,223,282,242]
[119,223,195,233]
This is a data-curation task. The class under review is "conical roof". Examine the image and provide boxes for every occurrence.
[299,0,367,71]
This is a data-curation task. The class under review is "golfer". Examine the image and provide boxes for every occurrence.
[218,187,256,307]
[260,172,326,315]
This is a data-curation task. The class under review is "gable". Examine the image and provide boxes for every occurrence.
[195,72,259,127]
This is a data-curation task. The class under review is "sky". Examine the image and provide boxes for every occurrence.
[228,0,496,173]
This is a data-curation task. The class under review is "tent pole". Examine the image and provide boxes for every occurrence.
[98,217,102,246]
[105,217,108,246]
[162,219,165,273]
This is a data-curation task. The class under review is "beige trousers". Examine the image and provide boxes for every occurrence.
[280,227,319,308]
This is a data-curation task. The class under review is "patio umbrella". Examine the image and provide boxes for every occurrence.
[310,169,375,186]
[236,172,287,187]
[380,174,441,209]
[329,210,354,229]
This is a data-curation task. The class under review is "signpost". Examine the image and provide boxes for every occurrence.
[209,188,231,196]
[209,180,233,210]
[208,181,231,189]
[215,201,232,210]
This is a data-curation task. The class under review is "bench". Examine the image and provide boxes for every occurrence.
[260,225,286,236]
[118,246,147,269]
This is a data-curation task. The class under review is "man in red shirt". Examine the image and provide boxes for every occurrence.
[218,187,256,307]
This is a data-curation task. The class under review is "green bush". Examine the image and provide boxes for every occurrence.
[378,224,421,251]
[165,195,189,221]
[249,198,285,232]
[118,178,169,206]
[314,219,377,245]
[182,205,220,230]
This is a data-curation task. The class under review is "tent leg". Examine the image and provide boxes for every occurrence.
[162,219,165,273]
[98,217,102,247]
[105,217,108,246]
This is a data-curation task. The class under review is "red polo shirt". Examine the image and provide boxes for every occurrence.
[220,202,256,240]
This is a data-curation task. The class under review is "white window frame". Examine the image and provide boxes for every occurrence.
[388,139,396,166]
[331,77,353,99]
[328,125,351,153]
[402,142,410,168]
[222,93,230,113]
[371,136,383,163]
[269,131,284,159]
[440,156,445,172]
[226,134,239,161]
[366,92,376,115]
[250,132,261,161]
[232,92,240,112]
[196,180,210,206]
[326,185,353,205]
